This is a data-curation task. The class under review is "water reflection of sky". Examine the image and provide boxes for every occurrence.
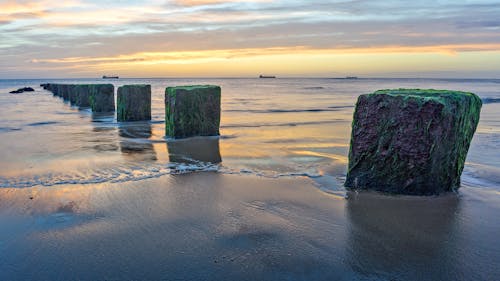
[0,78,499,189]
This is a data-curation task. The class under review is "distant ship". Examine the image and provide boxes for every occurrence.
[102,75,119,79]
[259,75,276,78]
[345,76,358,79]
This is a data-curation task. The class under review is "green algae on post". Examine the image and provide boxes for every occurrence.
[74,85,92,107]
[68,85,78,105]
[117,84,151,121]
[89,84,114,112]
[345,89,482,195]
[165,85,221,138]
[59,84,70,100]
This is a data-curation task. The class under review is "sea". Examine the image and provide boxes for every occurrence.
[0,78,499,193]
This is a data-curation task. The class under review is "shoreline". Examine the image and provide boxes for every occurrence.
[1,172,499,280]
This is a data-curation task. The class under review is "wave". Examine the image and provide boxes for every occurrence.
[482,98,500,104]
[303,86,325,90]
[220,134,238,139]
[150,120,165,124]
[461,163,500,189]
[222,168,321,178]
[0,161,328,188]
[221,119,346,128]
[6,159,496,192]
[0,127,22,132]
[27,121,60,126]
[0,161,220,188]
[224,106,353,114]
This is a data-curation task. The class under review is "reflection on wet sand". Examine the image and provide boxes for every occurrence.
[119,122,157,161]
[346,191,460,280]
[167,136,222,164]
[90,112,119,152]
[1,174,499,280]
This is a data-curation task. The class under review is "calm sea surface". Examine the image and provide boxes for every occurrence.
[0,78,499,192]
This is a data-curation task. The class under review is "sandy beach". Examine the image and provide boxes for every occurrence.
[1,172,499,280]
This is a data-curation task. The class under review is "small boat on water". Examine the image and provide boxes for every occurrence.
[102,75,119,79]
[345,76,358,79]
[259,75,276,78]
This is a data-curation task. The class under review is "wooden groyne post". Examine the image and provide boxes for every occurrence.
[164,85,221,138]
[345,89,482,195]
[117,84,151,121]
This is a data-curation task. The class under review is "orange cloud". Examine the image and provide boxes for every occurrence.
[0,0,82,14]
[31,46,309,65]
[173,0,272,6]
[23,43,500,78]
[31,43,500,67]
[0,0,84,22]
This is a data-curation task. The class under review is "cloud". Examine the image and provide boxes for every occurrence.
[172,0,272,7]
[0,0,82,15]
[29,43,500,69]
[30,46,310,66]
[2,0,500,77]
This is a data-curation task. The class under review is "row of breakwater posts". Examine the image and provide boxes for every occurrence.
[40,84,482,196]
[41,83,115,112]
[40,83,221,136]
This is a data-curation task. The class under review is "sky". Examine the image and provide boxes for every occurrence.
[1,0,500,78]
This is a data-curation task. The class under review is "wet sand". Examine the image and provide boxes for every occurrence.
[1,173,499,280]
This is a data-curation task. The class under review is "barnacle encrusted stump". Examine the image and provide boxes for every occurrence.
[345,89,482,195]
[165,85,221,138]
[89,84,114,112]
[117,85,151,121]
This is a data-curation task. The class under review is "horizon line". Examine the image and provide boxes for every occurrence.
[1,76,500,80]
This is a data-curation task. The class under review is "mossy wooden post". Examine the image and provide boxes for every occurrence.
[56,84,60,95]
[345,89,482,195]
[46,84,57,95]
[62,84,69,99]
[165,85,221,138]
[90,84,114,112]
[117,84,151,121]
[60,84,70,100]
[53,84,60,97]
[68,85,78,105]
[74,85,91,107]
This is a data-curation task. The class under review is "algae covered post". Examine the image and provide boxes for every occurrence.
[117,85,151,121]
[74,85,91,107]
[165,85,221,138]
[345,89,482,195]
[89,84,115,112]
[59,84,70,100]
[68,85,78,105]
[53,84,60,97]
[45,84,58,95]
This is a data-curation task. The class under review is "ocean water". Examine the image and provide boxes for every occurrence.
[0,78,499,192]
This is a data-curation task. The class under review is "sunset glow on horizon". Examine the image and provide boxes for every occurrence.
[1,0,500,78]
